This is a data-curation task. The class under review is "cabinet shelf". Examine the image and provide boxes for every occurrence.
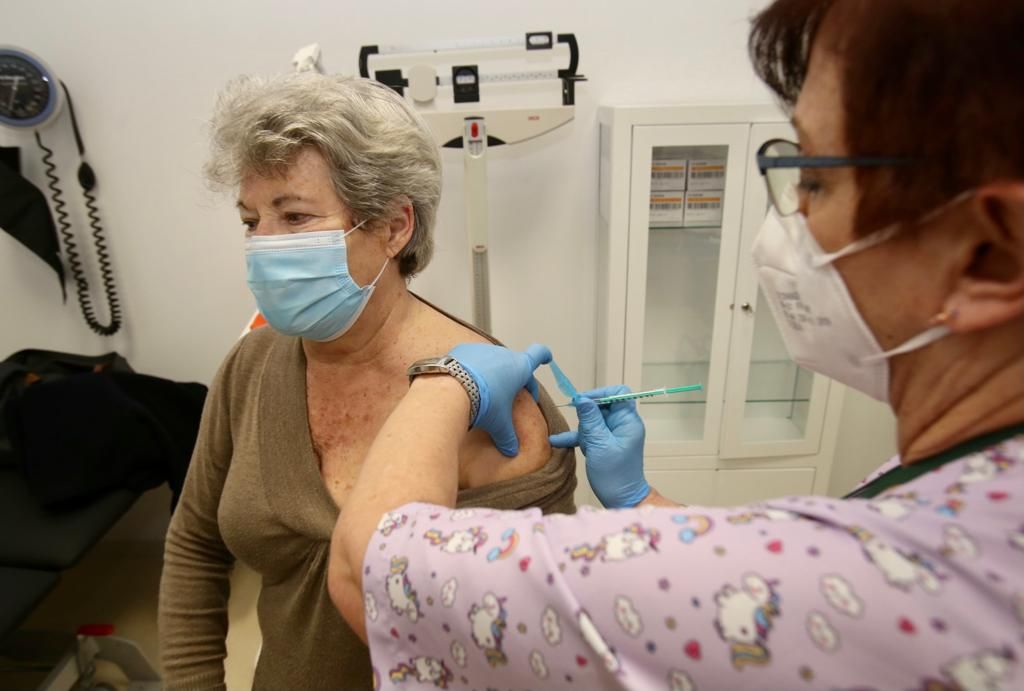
[649,225,722,232]
[639,359,814,444]
[643,406,812,444]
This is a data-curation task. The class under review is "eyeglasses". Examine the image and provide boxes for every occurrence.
[756,138,912,216]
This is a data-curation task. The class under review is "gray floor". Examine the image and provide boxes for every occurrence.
[5,542,261,690]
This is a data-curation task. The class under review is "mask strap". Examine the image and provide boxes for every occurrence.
[366,256,389,289]
[811,225,900,267]
[861,325,951,364]
[918,190,975,225]
[811,190,976,269]
[342,219,368,238]
[343,219,389,289]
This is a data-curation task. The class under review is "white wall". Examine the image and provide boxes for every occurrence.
[1,0,772,381]
[828,389,899,496]
[1,0,895,538]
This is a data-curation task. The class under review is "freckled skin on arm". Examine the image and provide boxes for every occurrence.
[389,299,555,491]
[457,389,551,488]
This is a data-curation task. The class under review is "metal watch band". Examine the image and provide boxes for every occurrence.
[445,359,481,426]
[407,356,480,427]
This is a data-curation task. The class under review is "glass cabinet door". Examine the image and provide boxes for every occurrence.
[719,122,834,458]
[624,124,750,456]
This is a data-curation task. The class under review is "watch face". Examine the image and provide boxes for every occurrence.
[0,52,57,126]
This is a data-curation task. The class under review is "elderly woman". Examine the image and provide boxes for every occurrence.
[327,1,1024,689]
[158,74,576,689]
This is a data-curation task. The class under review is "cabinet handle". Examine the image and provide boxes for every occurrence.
[741,302,753,313]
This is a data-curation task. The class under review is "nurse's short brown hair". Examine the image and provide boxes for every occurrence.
[749,0,1024,234]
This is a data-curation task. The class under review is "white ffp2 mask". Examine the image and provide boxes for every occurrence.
[751,208,949,402]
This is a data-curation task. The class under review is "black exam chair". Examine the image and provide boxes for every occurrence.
[0,468,160,690]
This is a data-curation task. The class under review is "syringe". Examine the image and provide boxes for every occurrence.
[558,384,703,407]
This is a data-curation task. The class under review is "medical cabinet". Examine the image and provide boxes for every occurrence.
[595,104,846,506]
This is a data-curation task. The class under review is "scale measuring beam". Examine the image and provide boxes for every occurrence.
[364,32,556,56]
[360,33,585,333]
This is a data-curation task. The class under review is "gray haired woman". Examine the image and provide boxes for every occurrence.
[158,74,576,690]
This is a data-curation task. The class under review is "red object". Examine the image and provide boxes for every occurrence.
[471,122,479,138]
[77,624,115,637]
[684,640,702,660]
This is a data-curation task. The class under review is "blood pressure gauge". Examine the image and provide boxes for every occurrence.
[0,47,62,129]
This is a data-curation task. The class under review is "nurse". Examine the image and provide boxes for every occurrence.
[329,0,1024,688]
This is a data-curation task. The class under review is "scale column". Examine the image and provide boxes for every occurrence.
[463,116,491,332]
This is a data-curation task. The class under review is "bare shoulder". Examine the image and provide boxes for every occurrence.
[411,301,552,488]
[408,301,491,354]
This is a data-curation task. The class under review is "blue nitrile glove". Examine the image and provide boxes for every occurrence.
[549,385,649,509]
[448,343,553,457]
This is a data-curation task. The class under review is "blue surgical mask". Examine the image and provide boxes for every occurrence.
[245,223,389,342]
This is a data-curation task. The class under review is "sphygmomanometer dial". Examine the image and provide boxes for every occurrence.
[0,47,61,128]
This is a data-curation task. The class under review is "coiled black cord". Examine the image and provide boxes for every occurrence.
[33,132,71,268]
[32,82,121,336]
[81,185,121,336]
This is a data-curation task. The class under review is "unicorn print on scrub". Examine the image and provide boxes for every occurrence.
[946,450,1014,494]
[917,648,1016,691]
[388,656,453,689]
[672,514,713,544]
[940,524,980,559]
[568,523,660,562]
[377,511,408,536]
[867,492,927,520]
[361,437,1024,691]
[848,526,941,594]
[423,527,487,554]
[936,497,965,518]
[726,507,800,525]
[467,592,509,667]
[713,573,781,669]
[385,557,422,622]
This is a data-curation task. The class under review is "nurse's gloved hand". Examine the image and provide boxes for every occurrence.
[448,343,552,458]
[549,386,649,509]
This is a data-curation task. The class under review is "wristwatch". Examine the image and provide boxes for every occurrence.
[406,356,480,427]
